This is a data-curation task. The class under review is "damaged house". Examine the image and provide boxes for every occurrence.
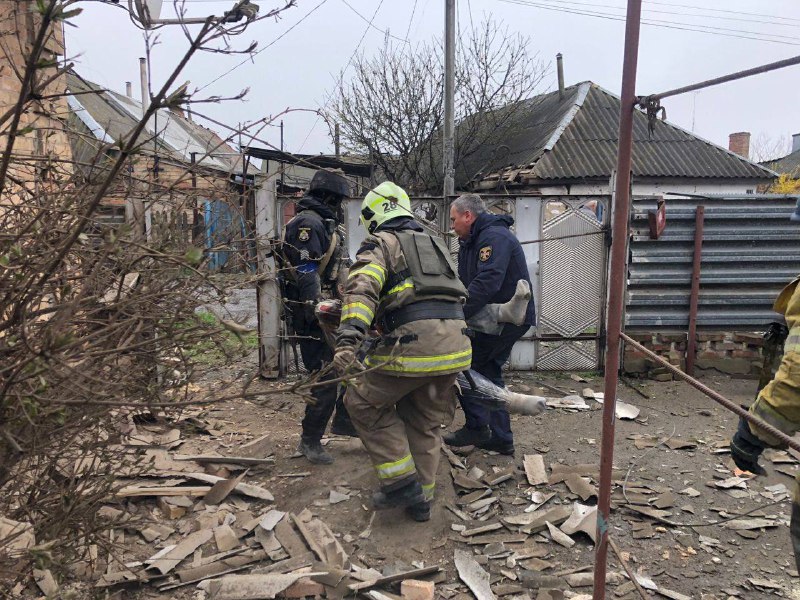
[66,71,256,270]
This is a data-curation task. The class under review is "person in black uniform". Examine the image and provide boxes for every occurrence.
[281,169,357,464]
[443,193,535,456]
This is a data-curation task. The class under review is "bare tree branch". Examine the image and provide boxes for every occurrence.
[328,16,548,193]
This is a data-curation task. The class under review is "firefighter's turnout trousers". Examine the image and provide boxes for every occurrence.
[337,224,472,500]
[747,276,800,570]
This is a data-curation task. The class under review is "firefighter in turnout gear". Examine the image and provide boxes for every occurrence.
[729,198,800,572]
[332,182,472,522]
[281,169,357,465]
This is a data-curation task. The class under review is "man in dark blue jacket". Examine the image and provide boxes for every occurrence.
[443,194,535,455]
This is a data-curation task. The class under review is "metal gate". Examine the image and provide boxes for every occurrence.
[275,194,609,373]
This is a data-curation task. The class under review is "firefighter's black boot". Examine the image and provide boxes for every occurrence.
[405,501,431,522]
[372,479,425,510]
[297,438,333,465]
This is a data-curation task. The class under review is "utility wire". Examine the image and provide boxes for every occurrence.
[645,0,800,25]
[524,0,800,33]
[195,0,329,94]
[297,0,387,153]
[340,0,408,43]
[499,0,800,46]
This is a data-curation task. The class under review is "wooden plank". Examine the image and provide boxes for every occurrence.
[461,523,503,537]
[174,455,275,466]
[348,566,441,592]
[116,486,210,498]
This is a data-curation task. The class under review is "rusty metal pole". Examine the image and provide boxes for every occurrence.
[643,54,800,102]
[593,0,642,598]
[685,205,705,375]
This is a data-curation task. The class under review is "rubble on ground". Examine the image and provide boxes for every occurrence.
[3,376,797,599]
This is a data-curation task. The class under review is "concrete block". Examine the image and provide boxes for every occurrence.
[695,356,751,375]
[401,579,435,600]
[623,357,648,374]
[650,372,673,382]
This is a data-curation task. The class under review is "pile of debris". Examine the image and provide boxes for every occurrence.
[4,382,797,599]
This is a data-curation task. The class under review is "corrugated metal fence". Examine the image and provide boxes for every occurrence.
[627,194,800,330]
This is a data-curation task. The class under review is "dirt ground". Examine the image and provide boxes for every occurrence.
[105,339,799,600]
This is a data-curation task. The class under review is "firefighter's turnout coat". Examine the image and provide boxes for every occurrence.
[747,275,800,569]
[336,217,471,497]
[337,217,472,376]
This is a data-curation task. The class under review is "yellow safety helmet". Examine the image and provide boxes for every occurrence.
[360,181,412,233]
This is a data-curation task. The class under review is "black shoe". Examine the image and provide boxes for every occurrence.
[372,480,425,510]
[330,419,359,438]
[476,436,515,455]
[297,439,334,465]
[442,426,491,447]
[405,501,431,522]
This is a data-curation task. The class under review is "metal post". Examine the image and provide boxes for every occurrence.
[280,120,285,192]
[593,1,642,598]
[443,0,456,198]
[190,151,199,243]
[255,161,281,378]
[127,57,149,241]
[685,205,705,375]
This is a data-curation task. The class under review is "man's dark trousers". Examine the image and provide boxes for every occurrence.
[299,324,350,440]
[460,323,529,444]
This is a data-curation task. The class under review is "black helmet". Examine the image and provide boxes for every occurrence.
[309,169,352,200]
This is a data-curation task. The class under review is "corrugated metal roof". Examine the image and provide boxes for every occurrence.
[66,71,239,172]
[764,149,800,178]
[474,82,775,185]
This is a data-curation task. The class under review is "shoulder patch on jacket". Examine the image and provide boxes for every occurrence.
[298,228,310,242]
[479,246,492,262]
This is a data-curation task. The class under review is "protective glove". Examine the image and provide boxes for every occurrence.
[332,347,365,377]
[730,416,767,475]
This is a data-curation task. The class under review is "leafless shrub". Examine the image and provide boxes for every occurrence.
[0,0,295,591]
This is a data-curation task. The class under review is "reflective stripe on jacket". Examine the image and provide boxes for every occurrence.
[339,226,472,377]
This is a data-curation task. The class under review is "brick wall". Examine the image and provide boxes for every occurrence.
[624,331,766,379]
[0,3,72,190]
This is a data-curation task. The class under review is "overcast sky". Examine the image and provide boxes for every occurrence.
[68,0,800,160]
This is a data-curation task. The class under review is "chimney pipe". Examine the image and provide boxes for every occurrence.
[557,53,565,100]
[792,132,800,154]
[139,57,149,111]
[125,81,132,98]
[728,131,751,159]
[334,122,341,158]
